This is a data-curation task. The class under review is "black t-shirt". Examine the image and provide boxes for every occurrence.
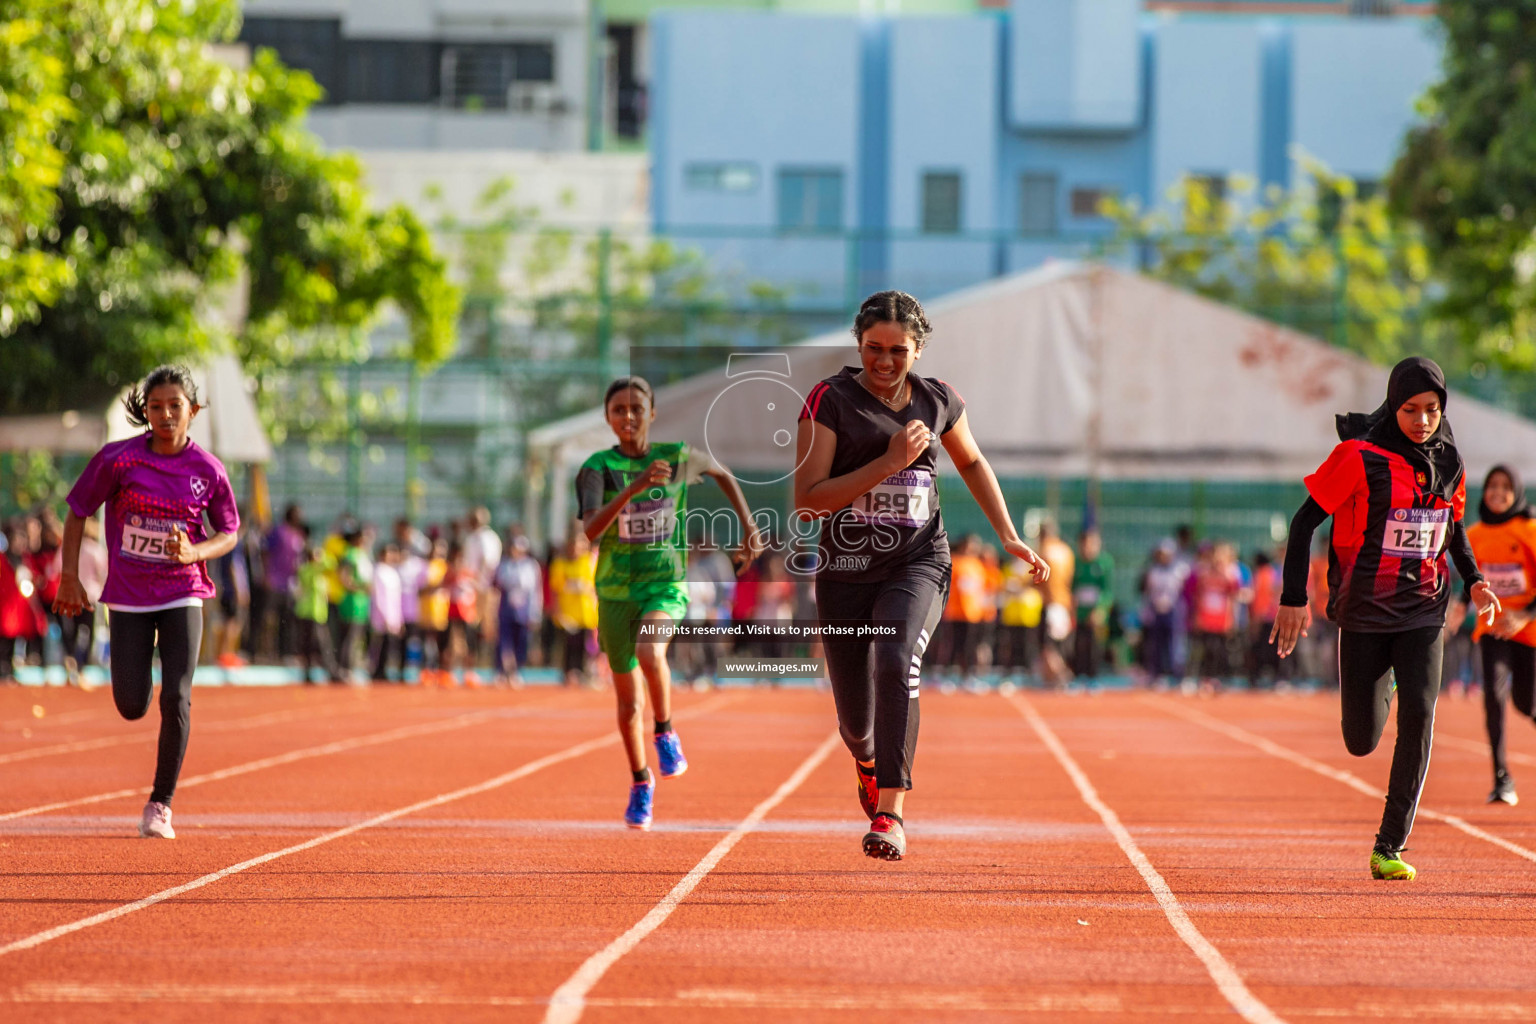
[798,366,966,582]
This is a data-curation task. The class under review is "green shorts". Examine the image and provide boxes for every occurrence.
[597,585,691,672]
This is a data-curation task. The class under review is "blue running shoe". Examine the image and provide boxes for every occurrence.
[625,780,654,830]
[654,730,689,779]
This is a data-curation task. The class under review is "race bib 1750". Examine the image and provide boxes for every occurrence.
[849,469,933,528]
[120,515,178,563]
[1381,507,1449,560]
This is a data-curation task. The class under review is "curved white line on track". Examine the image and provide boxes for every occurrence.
[1432,730,1536,769]
[1148,697,1536,866]
[542,730,841,1024]
[1,707,109,731]
[1008,693,1288,1024]
[0,693,739,957]
[0,704,359,766]
[0,704,542,822]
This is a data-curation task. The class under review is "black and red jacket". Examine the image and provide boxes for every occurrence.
[1303,439,1469,632]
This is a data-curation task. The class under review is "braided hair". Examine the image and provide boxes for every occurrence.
[850,291,932,350]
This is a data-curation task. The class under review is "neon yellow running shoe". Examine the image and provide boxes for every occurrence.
[1370,850,1416,881]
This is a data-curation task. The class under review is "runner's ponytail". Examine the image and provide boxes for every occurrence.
[123,365,201,428]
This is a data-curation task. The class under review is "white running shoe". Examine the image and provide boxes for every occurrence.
[139,801,175,839]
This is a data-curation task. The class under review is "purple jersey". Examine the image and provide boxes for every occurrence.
[66,435,240,609]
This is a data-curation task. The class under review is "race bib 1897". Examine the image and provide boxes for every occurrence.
[120,515,177,563]
[616,496,677,544]
[849,469,933,528]
[1381,507,1450,560]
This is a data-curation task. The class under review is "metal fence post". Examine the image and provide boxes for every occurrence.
[596,228,613,373]
[347,359,362,514]
[406,362,422,520]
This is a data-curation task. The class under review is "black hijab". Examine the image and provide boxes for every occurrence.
[1479,464,1531,525]
[1336,356,1463,503]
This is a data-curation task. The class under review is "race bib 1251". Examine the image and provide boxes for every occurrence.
[1381,507,1449,560]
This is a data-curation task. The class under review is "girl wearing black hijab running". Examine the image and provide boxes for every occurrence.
[795,290,1049,861]
[1273,357,1501,881]
[1466,464,1536,807]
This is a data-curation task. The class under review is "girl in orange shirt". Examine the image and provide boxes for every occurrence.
[1466,464,1536,806]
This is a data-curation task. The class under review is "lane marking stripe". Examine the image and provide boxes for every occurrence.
[1147,697,1536,866]
[0,704,362,767]
[1008,693,1288,1024]
[0,702,557,822]
[0,694,737,957]
[542,729,841,1024]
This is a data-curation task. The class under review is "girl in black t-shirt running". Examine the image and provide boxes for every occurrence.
[795,290,1049,861]
[1272,357,1500,880]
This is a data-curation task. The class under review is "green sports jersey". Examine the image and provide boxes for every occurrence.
[575,442,716,600]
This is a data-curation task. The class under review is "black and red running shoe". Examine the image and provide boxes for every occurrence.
[856,760,879,821]
[862,812,905,861]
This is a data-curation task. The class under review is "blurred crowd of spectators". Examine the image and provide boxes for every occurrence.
[0,506,1487,692]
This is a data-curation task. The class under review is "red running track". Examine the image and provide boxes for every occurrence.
[2,683,1535,1023]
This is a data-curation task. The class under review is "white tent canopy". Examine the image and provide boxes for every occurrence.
[524,261,1536,537]
[0,354,272,463]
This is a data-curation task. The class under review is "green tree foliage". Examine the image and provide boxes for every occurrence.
[1102,164,1436,366]
[431,177,797,430]
[1390,0,1536,372]
[0,0,458,417]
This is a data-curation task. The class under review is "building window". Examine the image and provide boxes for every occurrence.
[347,40,436,104]
[240,17,344,104]
[777,169,843,233]
[685,163,759,193]
[440,42,556,109]
[920,171,962,235]
[1019,173,1058,235]
[1070,186,1117,219]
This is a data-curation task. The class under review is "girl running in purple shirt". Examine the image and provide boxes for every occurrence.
[53,365,240,839]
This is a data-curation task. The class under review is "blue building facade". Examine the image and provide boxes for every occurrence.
[649,0,1441,309]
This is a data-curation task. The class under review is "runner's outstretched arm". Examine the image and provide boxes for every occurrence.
[1271,497,1325,657]
[702,466,765,573]
[938,411,1048,582]
[53,511,90,618]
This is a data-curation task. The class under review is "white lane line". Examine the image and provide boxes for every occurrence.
[0,734,618,957]
[1007,693,1288,1024]
[1,707,108,731]
[0,694,738,957]
[1148,697,1536,866]
[0,704,362,767]
[542,729,841,1024]
[0,704,544,822]
[1432,730,1536,769]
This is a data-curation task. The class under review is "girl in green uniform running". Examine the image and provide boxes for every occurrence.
[576,376,763,829]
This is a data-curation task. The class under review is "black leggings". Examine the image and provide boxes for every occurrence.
[816,562,949,791]
[1481,636,1536,780]
[109,606,202,806]
[1338,626,1442,856]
